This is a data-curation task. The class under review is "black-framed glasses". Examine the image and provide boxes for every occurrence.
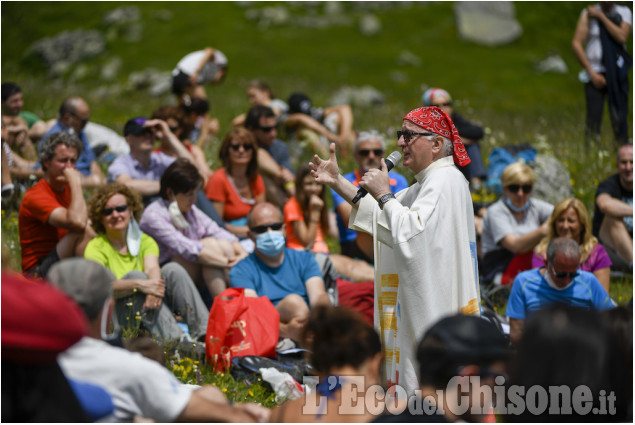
[258,125,276,133]
[102,204,128,216]
[250,222,283,234]
[432,101,452,107]
[358,149,384,157]
[550,265,579,280]
[230,143,254,152]
[506,184,533,194]
[397,130,436,144]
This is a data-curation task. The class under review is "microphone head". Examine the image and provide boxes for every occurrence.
[385,151,402,169]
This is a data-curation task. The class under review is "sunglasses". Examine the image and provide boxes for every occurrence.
[71,112,90,126]
[358,149,384,157]
[550,265,579,280]
[506,184,533,194]
[258,125,276,133]
[250,222,283,234]
[432,102,452,107]
[397,130,436,144]
[102,204,128,216]
[230,143,254,152]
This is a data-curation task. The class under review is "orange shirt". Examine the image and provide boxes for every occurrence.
[18,179,70,272]
[205,167,265,221]
[283,197,329,254]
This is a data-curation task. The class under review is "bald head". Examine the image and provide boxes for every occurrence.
[59,96,90,133]
[617,144,633,190]
[247,202,283,229]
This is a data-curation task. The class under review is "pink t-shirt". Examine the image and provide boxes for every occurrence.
[532,243,612,272]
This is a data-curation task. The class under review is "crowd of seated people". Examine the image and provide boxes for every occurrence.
[2,55,633,422]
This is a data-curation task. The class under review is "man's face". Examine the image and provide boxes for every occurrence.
[2,92,23,116]
[397,120,435,174]
[66,101,90,134]
[247,87,270,106]
[248,204,286,242]
[126,131,154,155]
[355,139,385,172]
[430,93,453,116]
[617,145,633,189]
[43,144,78,180]
[253,116,277,147]
[546,252,580,289]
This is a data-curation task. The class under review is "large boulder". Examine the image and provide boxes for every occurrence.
[532,154,573,205]
[454,1,522,46]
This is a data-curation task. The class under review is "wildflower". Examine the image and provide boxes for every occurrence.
[222,388,228,393]
[248,390,254,397]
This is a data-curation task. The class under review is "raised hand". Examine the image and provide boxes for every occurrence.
[309,142,340,187]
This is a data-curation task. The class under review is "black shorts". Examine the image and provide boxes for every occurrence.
[339,240,374,265]
[27,248,61,279]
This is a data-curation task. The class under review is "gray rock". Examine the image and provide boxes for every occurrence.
[103,6,143,42]
[127,68,171,96]
[103,6,141,26]
[454,1,522,46]
[359,13,382,36]
[26,30,106,72]
[330,86,385,108]
[396,50,422,67]
[532,155,573,205]
[100,56,122,82]
[245,5,291,28]
[535,54,568,74]
[324,1,343,15]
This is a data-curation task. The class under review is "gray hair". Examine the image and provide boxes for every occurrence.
[39,131,83,171]
[354,130,386,151]
[546,237,582,265]
[440,136,452,157]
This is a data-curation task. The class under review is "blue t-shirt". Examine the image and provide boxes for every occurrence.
[265,138,293,172]
[506,268,615,320]
[331,170,409,242]
[40,121,96,176]
[229,248,322,306]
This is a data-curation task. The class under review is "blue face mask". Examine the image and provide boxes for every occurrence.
[256,230,286,256]
[504,197,531,213]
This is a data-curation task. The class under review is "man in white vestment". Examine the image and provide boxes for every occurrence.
[310,106,481,398]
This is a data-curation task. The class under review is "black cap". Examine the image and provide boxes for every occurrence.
[417,314,510,386]
[424,315,510,361]
[287,92,312,115]
[123,117,149,136]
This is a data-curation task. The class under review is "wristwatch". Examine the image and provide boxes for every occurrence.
[378,193,396,210]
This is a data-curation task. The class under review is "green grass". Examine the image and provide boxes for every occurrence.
[2,0,632,400]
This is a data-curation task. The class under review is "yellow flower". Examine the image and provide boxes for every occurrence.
[222,388,228,393]
[248,391,254,397]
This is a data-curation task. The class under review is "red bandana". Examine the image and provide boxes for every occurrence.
[403,106,471,167]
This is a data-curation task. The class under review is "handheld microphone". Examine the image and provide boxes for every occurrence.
[351,151,402,204]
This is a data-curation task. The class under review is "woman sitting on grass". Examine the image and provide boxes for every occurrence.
[140,159,246,301]
[532,197,612,292]
[283,163,374,282]
[205,128,265,251]
[84,182,209,343]
[270,305,383,423]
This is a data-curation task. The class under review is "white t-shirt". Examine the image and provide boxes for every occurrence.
[584,4,632,73]
[59,337,192,422]
[173,50,227,84]
[481,197,554,255]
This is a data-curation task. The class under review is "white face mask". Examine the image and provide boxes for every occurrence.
[126,217,142,257]
[168,200,189,230]
[543,267,573,291]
